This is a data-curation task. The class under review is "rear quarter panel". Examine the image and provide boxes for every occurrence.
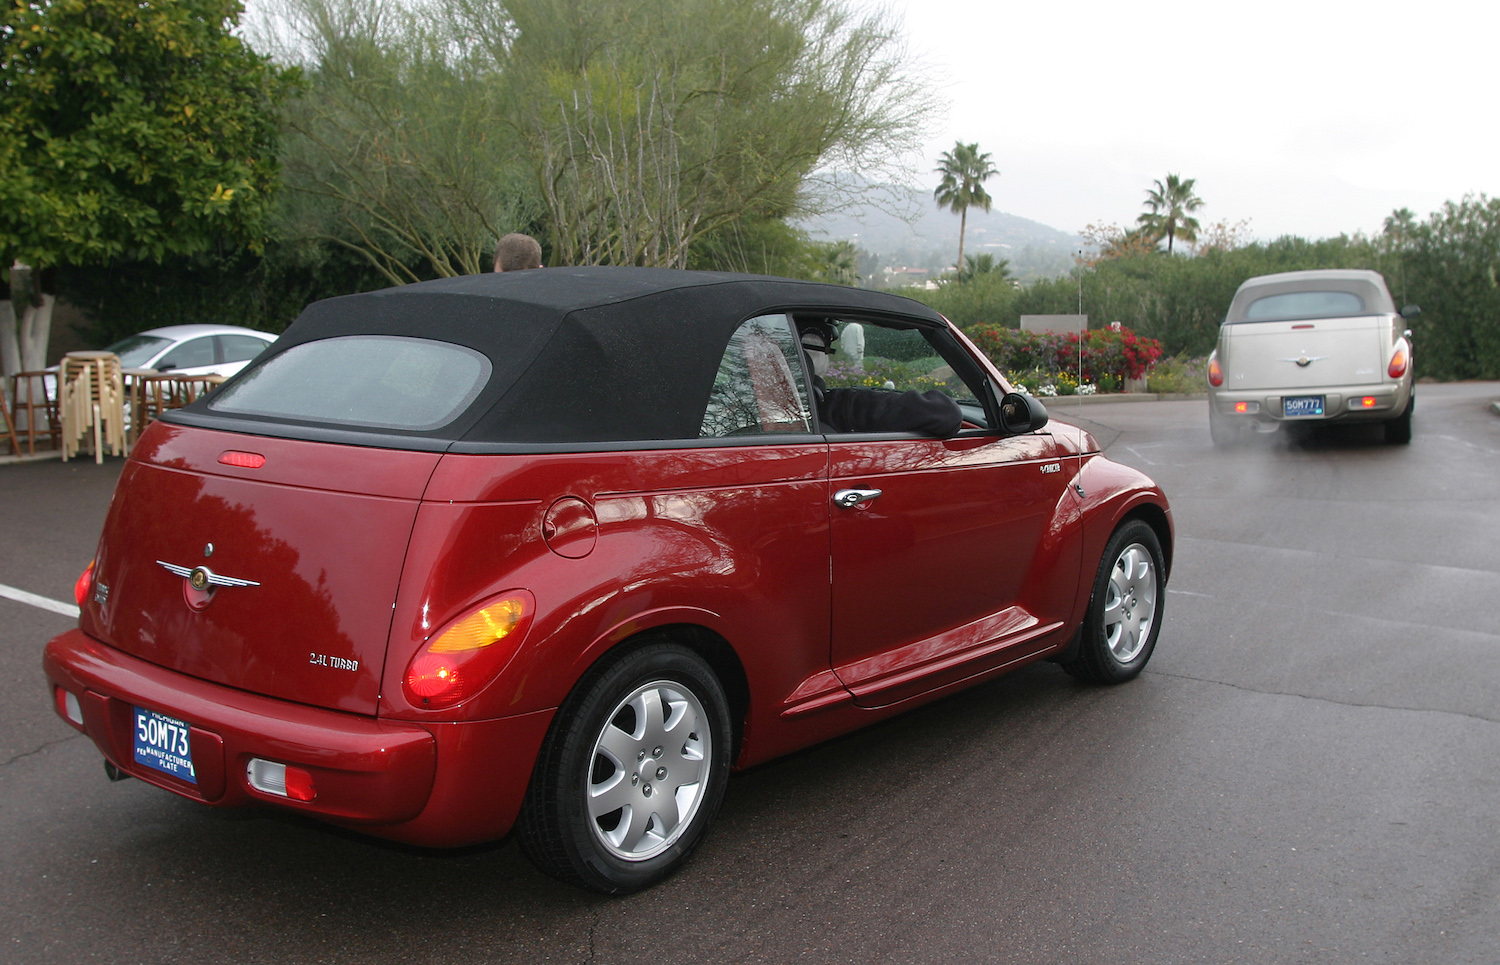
[380,445,834,742]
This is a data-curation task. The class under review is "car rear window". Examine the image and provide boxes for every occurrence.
[1240,291,1366,322]
[208,335,491,431]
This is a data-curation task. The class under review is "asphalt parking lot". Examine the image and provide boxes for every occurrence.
[3,384,1499,964]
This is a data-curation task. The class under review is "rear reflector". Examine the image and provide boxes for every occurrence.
[218,451,267,469]
[247,759,317,802]
[1292,324,1315,330]
[54,687,84,727]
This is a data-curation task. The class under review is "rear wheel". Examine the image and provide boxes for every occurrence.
[1384,395,1413,445]
[1061,519,1165,684]
[517,640,732,894]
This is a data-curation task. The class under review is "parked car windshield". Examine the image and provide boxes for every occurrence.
[104,334,173,367]
[1239,290,1366,322]
[208,335,492,431]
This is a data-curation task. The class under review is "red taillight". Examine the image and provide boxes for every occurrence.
[1234,401,1249,414]
[1388,346,1409,379]
[1207,357,1224,387]
[74,561,95,607]
[403,591,535,710]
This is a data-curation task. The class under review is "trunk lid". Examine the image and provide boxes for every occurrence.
[1221,315,1388,391]
[83,423,441,715]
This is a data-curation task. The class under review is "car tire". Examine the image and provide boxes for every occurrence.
[1384,395,1413,445]
[1208,405,1238,449]
[516,639,733,894]
[1060,519,1165,684]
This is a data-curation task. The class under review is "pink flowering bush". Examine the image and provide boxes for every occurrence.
[966,325,1163,387]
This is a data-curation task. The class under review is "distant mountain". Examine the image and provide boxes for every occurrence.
[799,186,1085,282]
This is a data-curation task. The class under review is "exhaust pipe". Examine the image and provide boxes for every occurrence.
[103,760,131,782]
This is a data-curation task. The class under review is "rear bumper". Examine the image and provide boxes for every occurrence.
[43,629,553,848]
[1210,380,1411,424]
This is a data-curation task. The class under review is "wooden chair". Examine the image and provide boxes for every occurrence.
[9,370,61,455]
[0,385,21,456]
[59,352,126,463]
[173,373,227,405]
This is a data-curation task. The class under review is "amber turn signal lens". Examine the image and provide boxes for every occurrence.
[1207,357,1224,387]
[403,592,535,709]
[74,561,95,607]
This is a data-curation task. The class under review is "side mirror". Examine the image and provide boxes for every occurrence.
[999,391,1048,434]
[1400,304,1421,319]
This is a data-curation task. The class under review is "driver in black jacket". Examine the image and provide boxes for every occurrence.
[798,320,962,437]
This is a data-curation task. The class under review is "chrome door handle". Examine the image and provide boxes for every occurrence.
[834,488,882,509]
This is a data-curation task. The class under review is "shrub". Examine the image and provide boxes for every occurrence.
[967,325,1163,387]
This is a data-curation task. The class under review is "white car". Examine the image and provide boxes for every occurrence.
[1207,270,1418,446]
[102,324,277,377]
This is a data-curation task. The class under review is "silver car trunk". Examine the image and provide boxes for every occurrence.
[1222,315,1387,391]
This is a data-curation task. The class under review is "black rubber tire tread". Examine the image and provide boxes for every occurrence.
[515,638,732,894]
[1384,396,1413,445]
[1060,519,1166,684]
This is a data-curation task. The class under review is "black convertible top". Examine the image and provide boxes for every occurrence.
[175,267,945,448]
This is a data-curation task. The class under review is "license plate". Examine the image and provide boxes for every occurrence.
[133,707,196,784]
[1283,395,1325,418]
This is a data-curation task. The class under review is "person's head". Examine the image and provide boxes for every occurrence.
[798,320,838,379]
[494,233,543,272]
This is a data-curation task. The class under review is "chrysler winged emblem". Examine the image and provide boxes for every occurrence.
[1279,355,1328,368]
[158,560,259,610]
[157,561,261,589]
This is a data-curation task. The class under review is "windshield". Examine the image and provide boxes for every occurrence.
[104,334,173,367]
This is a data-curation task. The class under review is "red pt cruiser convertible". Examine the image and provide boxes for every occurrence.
[44,268,1172,892]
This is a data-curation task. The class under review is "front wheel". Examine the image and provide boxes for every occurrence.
[1060,519,1166,684]
[517,640,732,893]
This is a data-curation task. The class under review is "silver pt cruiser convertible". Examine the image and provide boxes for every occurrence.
[1206,269,1419,446]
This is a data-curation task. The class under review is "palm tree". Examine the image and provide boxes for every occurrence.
[1136,174,1203,254]
[934,142,998,276]
[957,252,1012,284]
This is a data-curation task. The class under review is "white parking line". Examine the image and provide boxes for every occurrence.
[0,583,80,618]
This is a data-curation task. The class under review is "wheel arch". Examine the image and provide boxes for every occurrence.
[563,622,751,763]
[1121,502,1173,583]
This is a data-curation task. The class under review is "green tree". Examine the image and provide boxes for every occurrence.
[1136,173,1203,255]
[957,252,1011,285]
[0,0,294,377]
[1401,195,1500,380]
[933,141,998,274]
[473,0,932,268]
[265,0,541,284]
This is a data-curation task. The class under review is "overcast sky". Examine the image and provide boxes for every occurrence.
[883,0,1495,240]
